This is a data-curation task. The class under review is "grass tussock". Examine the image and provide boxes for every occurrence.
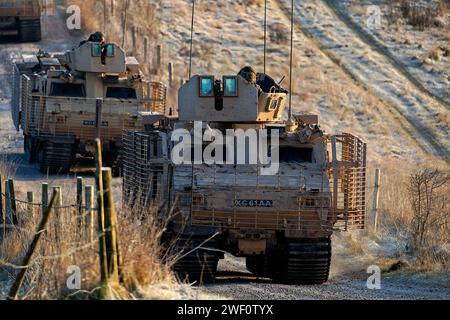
[424,45,442,62]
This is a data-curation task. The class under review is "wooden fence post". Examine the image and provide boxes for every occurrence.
[7,179,17,225]
[41,183,48,214]
[76,177,83,217]
[372,169,381,234]
[156,44,161,70]
[132,26,137,54]
[95,99,103,140]
[4,180,10,225]
[144,36,149,63]
[102,168,119,283]
[27,192,34,220]
[7,190,59,300]
[95,139,109,285]
[85,185,95,243]
[53,186,62,243]
[110,0,115,16]
[168,62,173,88]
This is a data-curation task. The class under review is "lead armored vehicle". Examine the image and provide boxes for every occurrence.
[123,69,367,284]
[12,35,167,174]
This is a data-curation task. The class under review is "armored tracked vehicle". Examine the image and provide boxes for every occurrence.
[0,0,42,42]
[123,69,367,284]
[12,35,167,174]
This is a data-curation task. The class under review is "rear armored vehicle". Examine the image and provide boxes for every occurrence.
[12,33,167,174]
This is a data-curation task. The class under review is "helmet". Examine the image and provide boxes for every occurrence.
[89,31,105,43]
[238,66,257,85]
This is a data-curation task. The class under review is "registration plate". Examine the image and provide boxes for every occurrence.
[234,199,274,208]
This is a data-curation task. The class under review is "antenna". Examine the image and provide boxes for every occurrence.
[288,0,294,121]
[264,0,267,74]
[188,0,196,79]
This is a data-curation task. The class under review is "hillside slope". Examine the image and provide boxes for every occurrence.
[75,0,449,168]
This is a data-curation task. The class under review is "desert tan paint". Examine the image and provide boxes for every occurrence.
[178,76,287,122]
[68,43,127,74]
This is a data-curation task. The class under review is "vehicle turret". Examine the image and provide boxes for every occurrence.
[178,72,288,123]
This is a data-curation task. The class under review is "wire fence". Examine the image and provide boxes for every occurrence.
[0,175,101,299]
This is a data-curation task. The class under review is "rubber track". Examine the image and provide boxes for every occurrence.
[39,141,72,175]
[283,238,332,285]
[173,237,219,284]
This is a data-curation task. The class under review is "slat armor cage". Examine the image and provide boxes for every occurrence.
[329,133,367,230]
[12,63,167,140]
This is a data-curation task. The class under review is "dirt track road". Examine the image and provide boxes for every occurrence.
[203,254,450,300]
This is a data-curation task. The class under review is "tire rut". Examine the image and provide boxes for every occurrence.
[323,0,450,111]
[275,0,450,163]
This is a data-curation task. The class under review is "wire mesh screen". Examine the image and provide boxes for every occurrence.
[122,130,169,211]
[21,96,154,141]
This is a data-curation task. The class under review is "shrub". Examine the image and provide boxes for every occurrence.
[407,169,450,259]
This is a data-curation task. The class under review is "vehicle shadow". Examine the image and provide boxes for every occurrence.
[0,152,96,181]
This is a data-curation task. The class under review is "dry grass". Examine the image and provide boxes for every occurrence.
[118,208,176,292]
[245,0,264,7]
[388,0,449,30]
[69,0,160,60]
[0,157,17,182]
[0,190,176,300]
[366,160,450,272]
